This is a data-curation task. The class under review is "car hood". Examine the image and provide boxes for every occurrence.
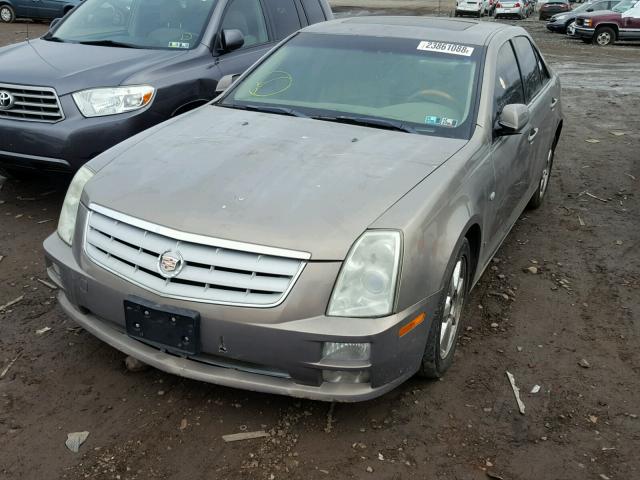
[84,106,467,260]
[578,11,621,18]
[0,39,188,95]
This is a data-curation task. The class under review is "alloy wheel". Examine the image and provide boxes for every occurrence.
[440,258,467,359]
[0,7,12,22]
[539,148,552,198]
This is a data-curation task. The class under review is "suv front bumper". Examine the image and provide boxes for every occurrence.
[0,95,163,173]
[43,231,439,402]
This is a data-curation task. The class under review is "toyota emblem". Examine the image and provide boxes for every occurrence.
[158,250,184,278]
[0,90,15,111]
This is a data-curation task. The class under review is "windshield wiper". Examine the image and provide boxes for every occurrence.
[78,39,142,49]
[220,103,308,118]
[312,115,416,134]
[44,35,66,43]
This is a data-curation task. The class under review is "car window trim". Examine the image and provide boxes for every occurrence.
[511,36,543,105]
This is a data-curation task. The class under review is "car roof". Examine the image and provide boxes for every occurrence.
[301,16,512,45]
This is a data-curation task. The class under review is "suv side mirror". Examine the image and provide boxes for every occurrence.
[586,7,593,11]
[50,17,61,29]
[215,74,240,94]
[221,29,244,52]
[497,104,530,135]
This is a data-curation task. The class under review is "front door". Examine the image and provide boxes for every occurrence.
[487,40,531,246]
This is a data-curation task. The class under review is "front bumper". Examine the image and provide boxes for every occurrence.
[43,230,438,402]
[573,26,595,38]
[0,95,163,173]
[546,20,567,32]
[496,7,523,16]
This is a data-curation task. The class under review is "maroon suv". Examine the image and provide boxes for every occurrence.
[574,0,640,44]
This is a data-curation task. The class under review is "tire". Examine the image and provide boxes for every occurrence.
[593,26,615,46]
[417,238,472,378]
[527,143,554,209]
[0,4,15,23]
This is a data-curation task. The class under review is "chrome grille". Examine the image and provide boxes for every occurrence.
[0,83,64,123]
[84,205,308,307]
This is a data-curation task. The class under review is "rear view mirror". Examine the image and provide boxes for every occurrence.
[497,104,530,134]
[221,29,244,52]
[215,74,240,94]
[50,17,61,29]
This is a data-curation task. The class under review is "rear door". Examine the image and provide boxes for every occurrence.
[216,0,273,80]
[30,0,65,19]
[262,0,303,38]
[299,0,328,23]
[511,36,556,202]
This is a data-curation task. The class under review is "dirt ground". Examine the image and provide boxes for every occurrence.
[1,11,639,480]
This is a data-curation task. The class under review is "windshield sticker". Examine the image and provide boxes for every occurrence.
[168,41,190,49]
[425,116,459,128]
[417,41,475,57]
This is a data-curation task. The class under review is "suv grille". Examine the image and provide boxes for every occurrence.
[0,83,64,123]
[83,206,308,307]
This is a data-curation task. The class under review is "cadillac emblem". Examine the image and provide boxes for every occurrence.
[158,250,184,278]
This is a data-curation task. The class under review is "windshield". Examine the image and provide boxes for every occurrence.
[48,0,217,49]
[613,0,636,11]
[220,33,483,139]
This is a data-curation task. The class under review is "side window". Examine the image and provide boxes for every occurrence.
[220,0,269,49]
[512,36,543,102]
[300,0,326,23]
[264,0,302,39]
[494,41,525,121]
[534,46,551,84]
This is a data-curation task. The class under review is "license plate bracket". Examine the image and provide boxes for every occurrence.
[124,296,200,355]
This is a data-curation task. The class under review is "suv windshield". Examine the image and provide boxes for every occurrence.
[220,33,483,139]
[48,0,218,50]
[613,0,636,11]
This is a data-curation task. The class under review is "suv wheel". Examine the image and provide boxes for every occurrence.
[594,26,616,46]
[0,5,15,23]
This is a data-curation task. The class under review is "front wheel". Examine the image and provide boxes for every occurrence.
[0,4,15,23]
[527,144,554,209]
[417,239,471,378]
[593,26,616,46]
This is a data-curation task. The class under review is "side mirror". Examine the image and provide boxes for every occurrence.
[221,29,244,52]
[50,17,61,29]
[497,104,530,135]
[215,74,240,94]
[586,7,593,11]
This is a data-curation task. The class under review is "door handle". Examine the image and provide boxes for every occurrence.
[528,128,539,142]
[550,97,558,108]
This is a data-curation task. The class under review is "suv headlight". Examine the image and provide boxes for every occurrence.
[57,166,94,245]
[327,231,402,318]
[72,85,155,117]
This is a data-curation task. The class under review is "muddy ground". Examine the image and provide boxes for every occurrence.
[1,11,639,480]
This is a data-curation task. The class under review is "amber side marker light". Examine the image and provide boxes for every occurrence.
[399,312,426,337]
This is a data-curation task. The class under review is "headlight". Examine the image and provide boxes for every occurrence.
[72,85,155,117]
[556,14,566,19]
[57,166,94,245]
[327,231,402,318]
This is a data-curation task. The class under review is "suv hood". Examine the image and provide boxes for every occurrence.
[578,11,621,18]
[0,39,188,95]
[84,106,466,260]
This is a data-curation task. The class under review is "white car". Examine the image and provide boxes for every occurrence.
[495,0,527,18]
[455,0,491,16]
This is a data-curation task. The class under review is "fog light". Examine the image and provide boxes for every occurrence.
[322,370,370,384]
[321,342,371,362]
